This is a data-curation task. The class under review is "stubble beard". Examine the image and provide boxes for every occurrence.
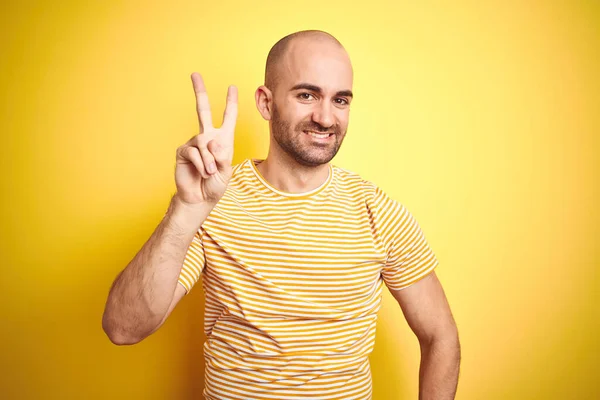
[270,102,345,167]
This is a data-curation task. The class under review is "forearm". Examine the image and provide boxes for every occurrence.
[418,336,461,400]
[102,194,213,344]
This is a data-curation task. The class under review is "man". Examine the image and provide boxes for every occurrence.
[102,30,460,399]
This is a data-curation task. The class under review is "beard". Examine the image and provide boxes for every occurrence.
[270,102,345,167]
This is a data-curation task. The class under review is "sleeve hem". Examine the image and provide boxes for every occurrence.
[177,280,190,295]
[385,260,439,292]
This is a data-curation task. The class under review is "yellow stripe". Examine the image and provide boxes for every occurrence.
[176,158,438,397]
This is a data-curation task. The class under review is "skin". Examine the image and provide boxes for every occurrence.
[255,32,461,399]
[102,75,238,344]
[254,34,353,193]
[103,30,460,399]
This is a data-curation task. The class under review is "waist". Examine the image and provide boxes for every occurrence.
[203,354,373,399]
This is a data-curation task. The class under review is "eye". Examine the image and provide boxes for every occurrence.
[298,92,315,100]
[335,98,349,105]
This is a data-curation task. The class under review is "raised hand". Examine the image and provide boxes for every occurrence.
[175,73,238,206]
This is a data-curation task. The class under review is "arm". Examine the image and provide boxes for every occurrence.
[101,194,213,345]
[389,271,461,400]
[102,72,238,346]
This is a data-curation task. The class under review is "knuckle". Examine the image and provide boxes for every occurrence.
[190,146,201,158]
[207,139,221,152]
[196,135,208,147]
[176,145,188,158]
[183,147,201,163]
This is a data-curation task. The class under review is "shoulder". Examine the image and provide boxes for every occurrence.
[231,159,250,177]
[331,165,411,223]
[331,164,384,203]
[209,159,253,206]
[223,159,253,188]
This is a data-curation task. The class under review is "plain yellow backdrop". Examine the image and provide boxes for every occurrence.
[1,1,598,399]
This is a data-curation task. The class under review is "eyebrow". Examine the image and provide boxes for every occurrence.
[290,83,353,98]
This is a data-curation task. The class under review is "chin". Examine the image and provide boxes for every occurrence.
[295,152,338,167]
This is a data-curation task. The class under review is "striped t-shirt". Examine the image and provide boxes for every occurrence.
[177,158,439,400]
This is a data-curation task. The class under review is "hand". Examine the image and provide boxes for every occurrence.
[174,72,238,206]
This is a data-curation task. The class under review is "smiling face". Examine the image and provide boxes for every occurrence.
[266,36,354,167]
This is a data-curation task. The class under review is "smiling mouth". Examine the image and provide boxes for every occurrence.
[304,130,334,139]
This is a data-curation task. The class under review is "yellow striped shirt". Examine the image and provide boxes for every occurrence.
[177,158,439,399]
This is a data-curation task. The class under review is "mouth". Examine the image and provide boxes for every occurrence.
[303,130,334,140]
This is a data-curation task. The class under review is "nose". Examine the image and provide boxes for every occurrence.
[312,100,335,129]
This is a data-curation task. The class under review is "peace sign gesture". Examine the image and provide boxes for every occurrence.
[175,73,238,206]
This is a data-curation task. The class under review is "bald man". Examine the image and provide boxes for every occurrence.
[102,30,460,400]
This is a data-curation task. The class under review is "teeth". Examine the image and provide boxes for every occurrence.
[306,131,330,138]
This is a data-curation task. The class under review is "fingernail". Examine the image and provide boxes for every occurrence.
[208,162,216,174]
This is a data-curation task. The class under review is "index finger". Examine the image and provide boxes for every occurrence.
[191,72,213,132]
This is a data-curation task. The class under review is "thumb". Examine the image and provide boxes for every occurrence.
[207,139,232,170]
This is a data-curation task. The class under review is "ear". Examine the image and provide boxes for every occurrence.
[255,85,273,121]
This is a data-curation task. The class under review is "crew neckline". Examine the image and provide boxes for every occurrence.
[249,158,334,199]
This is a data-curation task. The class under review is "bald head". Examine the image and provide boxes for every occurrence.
[255,30,353,167]
[265,30,348,93]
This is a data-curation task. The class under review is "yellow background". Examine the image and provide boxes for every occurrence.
[1,1,598,399]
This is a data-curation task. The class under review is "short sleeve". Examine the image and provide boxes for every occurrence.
[177,228,206,295]
[371,186,439,291]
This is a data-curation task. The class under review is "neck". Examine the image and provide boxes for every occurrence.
[256,152,330,194]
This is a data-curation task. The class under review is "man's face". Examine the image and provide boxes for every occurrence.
[269,40,354,167]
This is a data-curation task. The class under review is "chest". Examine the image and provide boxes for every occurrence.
[201,199,387,302]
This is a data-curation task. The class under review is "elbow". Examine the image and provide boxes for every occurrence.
[102,314,144,346]
[104,330,142,346]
